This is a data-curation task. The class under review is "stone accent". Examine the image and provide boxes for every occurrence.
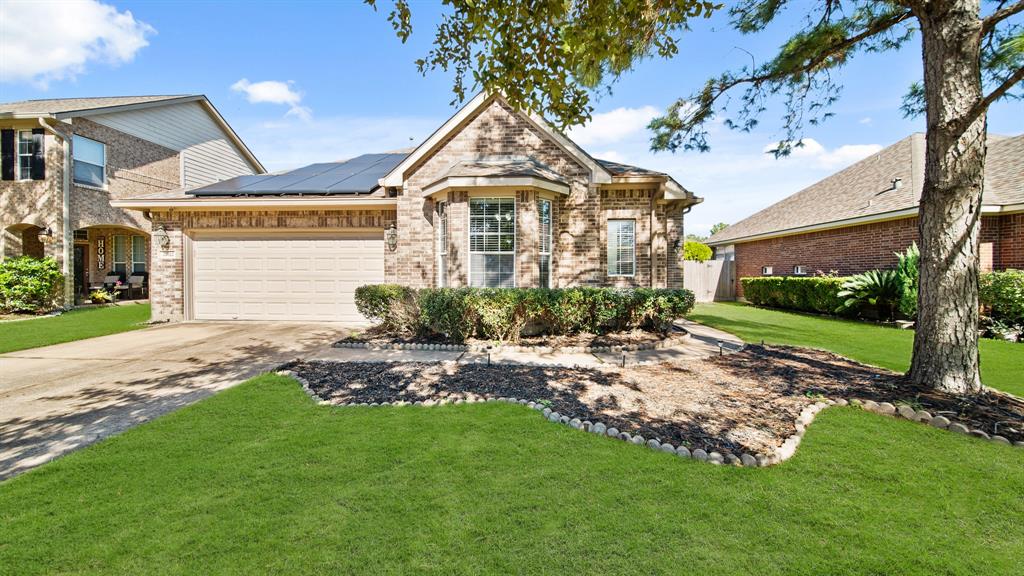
[732,214,1022,296]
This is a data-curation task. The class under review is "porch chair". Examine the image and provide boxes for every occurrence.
[126,274,148,299]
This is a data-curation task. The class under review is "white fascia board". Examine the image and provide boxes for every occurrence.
[111,197,398,211]
[379,92,491,188]
[422,176,570,196]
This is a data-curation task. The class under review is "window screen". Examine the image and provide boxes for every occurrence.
[607,219,635,277]
[469,198,515,287]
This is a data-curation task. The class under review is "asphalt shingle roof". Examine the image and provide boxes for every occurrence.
[0,95,194,116]
[708,133,1023,245]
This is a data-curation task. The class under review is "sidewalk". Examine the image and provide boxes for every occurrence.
[308,319,743,367]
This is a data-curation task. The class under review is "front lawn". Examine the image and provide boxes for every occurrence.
[0,303,151,354]
[1,374,1021,575]
[690,302,1023,397]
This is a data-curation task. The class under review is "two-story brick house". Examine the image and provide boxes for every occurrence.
[114,93,701,323]
[0,96,264,304]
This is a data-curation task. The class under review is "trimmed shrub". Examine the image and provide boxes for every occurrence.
[357,285,696,342]
[741,276,847,315]
[353,284,418,333]
[417,288,477,341]
[683,240,712,262]
[0,256,64,313]
[980,269,1024,327]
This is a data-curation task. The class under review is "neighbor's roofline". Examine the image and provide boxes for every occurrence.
[708,202,1024,246]
[379,92,613,187]
[0,95,266,175]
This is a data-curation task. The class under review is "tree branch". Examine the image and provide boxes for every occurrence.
[698,10,913,125]
[982,0,1024,35]
[964,65,1024,127]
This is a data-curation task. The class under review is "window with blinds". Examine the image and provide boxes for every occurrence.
[469,197,515,288]
[537,198,552,288]
[607,219,635,277]
[436,201,449,287]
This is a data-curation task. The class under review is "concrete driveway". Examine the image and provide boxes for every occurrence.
[0,322,346,480]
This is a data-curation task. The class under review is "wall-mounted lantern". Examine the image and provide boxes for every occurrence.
[38,226,55,243]
[385,224,399,252]
[153,225,171,251]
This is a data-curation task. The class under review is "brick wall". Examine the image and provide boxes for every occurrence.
[733,213,1023,296]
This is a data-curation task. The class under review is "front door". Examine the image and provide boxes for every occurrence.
[73,245,88,297]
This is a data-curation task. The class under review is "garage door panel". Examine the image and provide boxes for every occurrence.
[192,232,384,322]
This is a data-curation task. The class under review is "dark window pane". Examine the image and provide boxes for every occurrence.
[74,161,104,187]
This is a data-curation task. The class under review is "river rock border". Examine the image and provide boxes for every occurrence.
[277,370,1024,468]
[333,331,690,355]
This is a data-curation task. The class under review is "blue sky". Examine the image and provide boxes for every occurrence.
[1,0,1021,236]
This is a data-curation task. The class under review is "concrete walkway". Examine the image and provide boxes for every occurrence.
[0,322,346,480]
[310,319,743,367]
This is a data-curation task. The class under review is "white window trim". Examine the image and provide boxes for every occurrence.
[792,265,807,276]
[16,130,33,181]
[436,201,448,287]
[762,266,773,275]
[538,198,552,288]
[607,218,636,278]
[467,196,517,288]
[72,135,107,188]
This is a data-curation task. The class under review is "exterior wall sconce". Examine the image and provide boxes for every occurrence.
[38,226,55,243]
[153,225,171,251]
[385,224,399,252]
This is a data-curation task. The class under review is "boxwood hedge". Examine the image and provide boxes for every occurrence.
[355,285,696,343]
[740,276,849,316]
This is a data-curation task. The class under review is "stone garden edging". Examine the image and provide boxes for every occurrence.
[277,370,1024,469]
[333,331,690,355]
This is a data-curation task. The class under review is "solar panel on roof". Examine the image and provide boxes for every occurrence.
[187,153,409,197]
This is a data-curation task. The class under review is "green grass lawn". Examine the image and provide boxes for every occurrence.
[1,374,1021,575]
[0,303,151,354]
[690,302,1024,397]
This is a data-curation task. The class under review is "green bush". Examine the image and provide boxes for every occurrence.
[683,240,713,262]
[895,243,920,319]
[353,284,418,333]
[0,257,64,313]
[356,286,696,343]
[837,269,904,320]
[741,276,848,315]
[980,269,1024,327]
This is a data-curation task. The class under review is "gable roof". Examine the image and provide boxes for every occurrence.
[0,94,265,174]
[708,133,1024,245]
[379,92,613,187]
[189,153,406,196]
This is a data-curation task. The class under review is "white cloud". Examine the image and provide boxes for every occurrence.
[566,105,661,146]
[764,138,883,169]
[0,0,154,87]
[859,116,873,125]
[231,78,312,121]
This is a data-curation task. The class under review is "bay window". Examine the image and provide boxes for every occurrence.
[469,197,515,288]
[537,198,551,288]
[607,219,635,277]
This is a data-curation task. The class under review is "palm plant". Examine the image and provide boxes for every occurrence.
[836,269,904,321]
[895,243,919,319]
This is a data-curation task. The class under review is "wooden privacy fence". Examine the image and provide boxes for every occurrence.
[684,260,735,302]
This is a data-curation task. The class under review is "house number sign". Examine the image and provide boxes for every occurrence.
[96,236,106,270]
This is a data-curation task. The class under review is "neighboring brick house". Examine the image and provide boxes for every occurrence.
[707,133,1023,297]
[0,96,264,304]
[114,93,701,323]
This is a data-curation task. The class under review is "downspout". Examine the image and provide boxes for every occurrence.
[38,117,74,308]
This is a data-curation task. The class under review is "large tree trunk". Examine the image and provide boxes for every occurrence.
[908,0,986,394]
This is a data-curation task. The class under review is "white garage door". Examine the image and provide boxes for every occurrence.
[191,232,384,322]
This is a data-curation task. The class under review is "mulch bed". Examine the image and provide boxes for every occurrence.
[290,345,1024,455]
[336,326,680,349]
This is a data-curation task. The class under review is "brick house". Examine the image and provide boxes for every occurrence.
[114,93,701,323]
[707,133,1023,297]
[0,96,264,304]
